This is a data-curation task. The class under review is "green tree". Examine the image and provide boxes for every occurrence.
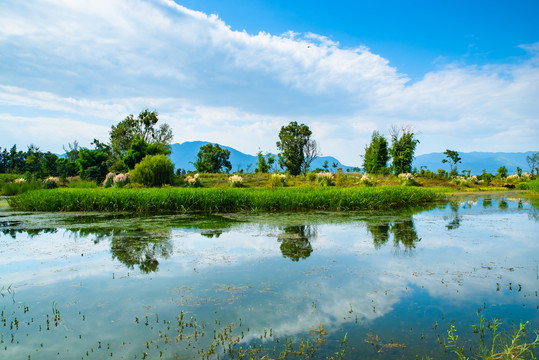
[123,135,171,170]
[527,152,539,176]
[109,109,173,159]
[130,154,174,187]
[389,126,419,174]
[442,149,462,177]
[276,121,312,176]
[496,166,508,179]
[255,150,275,173]
[194,144,232,173]
[362,131,389,174]
[77,141,111,182]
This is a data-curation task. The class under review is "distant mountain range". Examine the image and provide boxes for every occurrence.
[170,141,536,175]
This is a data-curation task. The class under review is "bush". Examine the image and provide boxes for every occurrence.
[103,172,115,188]
[185,173,203,188]
[228,175,244,188]
[398,173,417,186]
[42,177,59,189]
[130,154,174,187]
[316,172,334,187]
[306,172,317,182]
[269,174,287,188]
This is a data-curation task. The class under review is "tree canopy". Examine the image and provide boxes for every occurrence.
[442,149,462,176]
[363,131,389,174]
[389,126,419,174]
[276,121,312,176]
[109,109,173,159]
[194,144,232,173]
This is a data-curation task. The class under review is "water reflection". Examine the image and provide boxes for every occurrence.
[446,201,461,230]
[278,225,315,261]
[110,228,173,273]
[366,217,420,253]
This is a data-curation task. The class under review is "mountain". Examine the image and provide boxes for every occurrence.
[414,151,536,175]
[169,141,355,172]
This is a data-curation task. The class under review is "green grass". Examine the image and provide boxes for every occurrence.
[524,179,539,193]
[0,181,41,195]
[68,180,98,188]
[9,186,444,213]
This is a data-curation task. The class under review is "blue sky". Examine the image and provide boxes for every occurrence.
[0,0,538,165]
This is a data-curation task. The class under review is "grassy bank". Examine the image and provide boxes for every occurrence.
[9,186,444,213]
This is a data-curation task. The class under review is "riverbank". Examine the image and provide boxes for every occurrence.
[9,186,444,213]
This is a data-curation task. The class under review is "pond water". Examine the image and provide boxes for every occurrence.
[0,192,538,359]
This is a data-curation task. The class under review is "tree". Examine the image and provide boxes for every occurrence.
[109,109,173,159]
[123,135,171,170]
[255,150,275,173]
[77,140,111,182]
[302,139,320,175]
[276,121,312,176]
[194,144,232,173]
[362,131,389,174]
[527,152,539,176]
[442,149,462,177]
[389,126,419,174]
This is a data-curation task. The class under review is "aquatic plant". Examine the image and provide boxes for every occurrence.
[444,314,538,359]
[9,186,444,213]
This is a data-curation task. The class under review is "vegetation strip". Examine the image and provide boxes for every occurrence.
[9,186,443,213]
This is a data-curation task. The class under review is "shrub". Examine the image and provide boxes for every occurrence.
[269,173,287,188]
[130,154,174,187]
[42,177,59,189]
[360,173,374,186]
[228,174,243,188]
[185,173,203,188]
[398,173,417,186]
[306,172,317,182]
[113,173,130,188]
[103,172,115,188]
[316,172,334,186]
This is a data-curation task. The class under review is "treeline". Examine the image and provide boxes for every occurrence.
[2,108,538,188]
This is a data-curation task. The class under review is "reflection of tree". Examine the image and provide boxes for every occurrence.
[483,198,492,208]
[0,220,57,239]
[446,201,461,230]
[278,225,315,262]
[366,223,390,249]
[390,219,420,253]
[110,228,173,273]
[498,200,508,209]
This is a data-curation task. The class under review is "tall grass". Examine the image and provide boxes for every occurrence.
[525,179,539,193]
[9,186,444,213]
[0,181,41,195]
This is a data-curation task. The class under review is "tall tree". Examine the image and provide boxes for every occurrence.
[389,126,419,174]
[527,152,539,176]
[302,139,320,175]
[194,144,232,173]
[109,109,173,159]
[362,131,389,174]
[123,136,171,170]
[276,121,312,176]
[442,149,462,176]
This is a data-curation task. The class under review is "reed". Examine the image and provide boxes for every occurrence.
[9,186,444,213]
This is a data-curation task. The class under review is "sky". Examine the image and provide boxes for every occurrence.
[0,0,538,165]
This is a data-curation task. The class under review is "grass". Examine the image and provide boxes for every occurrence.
[524,179,539,193]
[9,186,444,213]
[0,181,41,195]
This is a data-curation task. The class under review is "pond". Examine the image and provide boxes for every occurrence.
[0,192,538,359]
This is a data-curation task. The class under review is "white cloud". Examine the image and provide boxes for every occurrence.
[0,0,537,164]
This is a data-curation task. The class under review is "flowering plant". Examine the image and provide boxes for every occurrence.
[316,172,334,186]
[228,174,243,187]
[185,173,203,187]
